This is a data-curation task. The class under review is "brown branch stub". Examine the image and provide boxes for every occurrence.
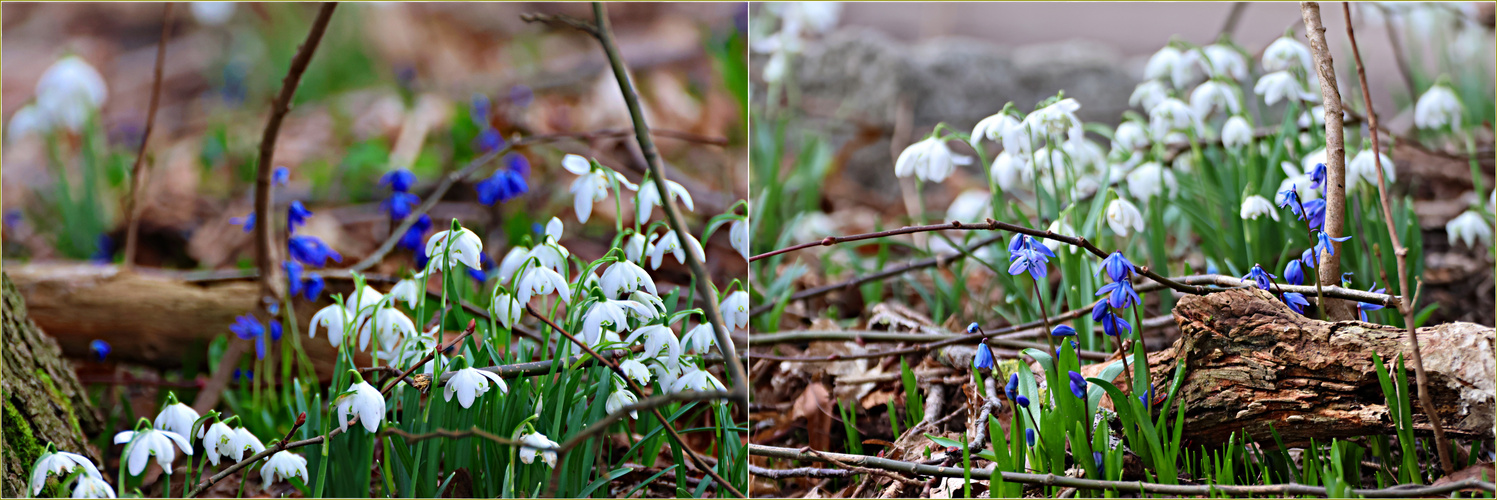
[122,3,174,270]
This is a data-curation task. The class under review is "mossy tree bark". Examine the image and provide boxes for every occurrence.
[3,272,104,497]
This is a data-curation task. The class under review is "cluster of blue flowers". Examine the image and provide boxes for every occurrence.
[1006,234,1055,279]
[230,313,283,360]
[1256,164,1366,317]
[470,94,532,206]
[1091,251,1137,338]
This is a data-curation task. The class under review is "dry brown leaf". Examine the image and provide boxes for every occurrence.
[791,381,835,452]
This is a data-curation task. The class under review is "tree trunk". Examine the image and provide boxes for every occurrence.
[3,271,104,497]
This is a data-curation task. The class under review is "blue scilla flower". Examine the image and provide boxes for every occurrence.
[232,212,256,232]
[1094,452,1104,470]
[1096,280,1141,309]
[1284,260,1305,286]
[92,235,115,264]
[382,192,420,220]
[398,214,433,253]
[1025,428,1036,446]
[1097,251,1134,283]
[967,322,981,335]
[1015,394,1030,408]
[1054,340,1079,360]
[1313,232,1353,260]
[1007,237,1055,280]
[287,200,312,232]
[1068,370,1087,400]
[269,321,283,342]
[380,169,417,193]
[1340,273,1355,287]
[1007,233,1027,254]
[273,166,290,186]
[1005,373,1018,401]
[1101,312,1132,338]
[1138,385,1152,410]
[285,261,323,300]
[505,152,531,177]
[302,274,325,301]
[90,340,110,362]
[1244,264,1276,291]
[1278,184,1303,215]
[974,343,995,369]
[285,260,304,288]
[476,167,528,205]
[288,235,342,267]
[470,93,491,126]
[1308,162,1327,192]
[1358,284,1387,322]
[230,314,267,359]
[1300,247,1318,269]
[1303,199,1327,230]
[233,368,253,382]
[475,128,505,153]
[1282,292,1310,315]
[1051,324,1077,337]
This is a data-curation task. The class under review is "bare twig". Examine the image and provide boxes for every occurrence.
[749,464,856,479]
[1341,3,1455,476]
[1218,2,1249,39]
[749,445,1495,497]
[1301,2,1355,321]
[746,328,1120,363]
[1372,3,1421,100]
[122,3,173,270]
[378,320,475,394]
[804,446,924,487]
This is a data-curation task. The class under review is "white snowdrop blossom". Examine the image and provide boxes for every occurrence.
[497,246,529,283]
[624,232,648,263]
[230,427,265,462]
[310,303,353,348]
[444,365,509,408]
[1043,218,1080,254]
[989,152,1032,192]
[29,450,101,495]
[894,136,972,182]
[71,475,115,499]
[35,56,108,133]
[524,241,569,276]
[630,290,667,316]
[646,230,705,270]
[720,291,750,331]
[606,388,640,419]
[1414,84,1463,131]
[199,421,237,466]
[113,428,192,476]
[729,219,749,260]
[1221,116,1253,149]
[969,111,1021,150]
[424,227,484,272]
[1113,121,1150,152]
[519,433,560,468]
[1194,44,1247,81]
[335,380,386,433]
[681,323,717,354]
[672,366,727,393]
[1106,198,1146,237]
[1129,79,1171,111]
[1144,46,1195,89]
[1254,71,1317,106]
[358,306,417,352]
[1022,98,1086,147]
[600,260,657,299]
[946,189,991,223]
[581,299,649,347]
[626,325,683,369]
[568,171,610,224]
[1126,162,1177,201]
[259,451,308,491]
[191,2,236,25]
[1347,149,1395,190]
[1263,36,1313,73]
[153,401,200,437]
[516,266,571,305]
[652,363,683,392]
[619,357,652,385]
[1240,195,1280,221]
[7,105,50,143]
[491,290,522,329]
[1189,80,1240,118]
[388,279,422,309]
[636,177,695,222]
[1147,97,1198,139]
[1447,211,1492,249]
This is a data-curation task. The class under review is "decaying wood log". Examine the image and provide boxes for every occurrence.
[3,272,105,497]
[1094,288,1494,450]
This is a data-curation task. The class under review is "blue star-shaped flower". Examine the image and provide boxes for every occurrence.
[476,168,528,205]
[1050,324,1077,337]
[1243,264,1276,291]
[1284,260,1305,286]
[1097,251,1134,283]
[973,343,995,369]
[287,201,313,232]
[288,235,343,268]
[1096,280,1141,308]
[1016,395,1030,408]
[1313,232,1353,259]
[1303,199,1327,230]
[1308,162,1327,192]
[89,339,111,362]
[232,212,256,233]
[381,192,421,220]
[380,169,417,193]
[1005,373,1019,401]
[398,214,433,253]
[1068,370,1088,400]
[273,166,290,186]
[1281,292,1310,315]
[1358,284,1387,322]
[1277,184,1303,216]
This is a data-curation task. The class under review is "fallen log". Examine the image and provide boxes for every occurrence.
[1091,288,1494,450]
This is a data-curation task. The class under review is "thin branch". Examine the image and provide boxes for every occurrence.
[746,317,1168,364]
[1341,3,1455,476]
[1218,2,1249,40]
[748,445,1495,497]
[1301,2,1354,321]
[122,3,173,270]
[381,426,522,447]
[378,320,475,395]
[749,465,856,479]
[554,389,733,454]
[804,446,924,487]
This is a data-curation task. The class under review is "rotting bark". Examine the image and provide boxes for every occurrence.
[1086,288,1494,450]
[3,272,105,497]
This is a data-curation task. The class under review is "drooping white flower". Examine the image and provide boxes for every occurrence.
[945,189,991,223]
[1144,45,1196,89]
[671,366,727,393]
[652,363,683,392]
[1189,80,1240,118]
[516,266,571,305]
[894,136,972,182]
[424,227,484,272]
[619,357,652,385]
[519,432,560,467]
[357,307,417,352]
[113,428,193,476]
[568,170,610,224]
[720,291,750,331]
[30,449,101,495]
[1240,195,1280,221]
[1129,79,1171,111]
[524,240,569,276]
[544,216,563,242]
[1414,84,1463,131]
[600,260,657,299]
[1042,218,1080,254]
[1125,162,1177,201]
[1254,71,1317,106]
[581,299,649,347]
[334,380,386,433]
[491,289,523,329]
[230,427,265,462]
[198,421,237,466]
[624,232,648,263]
[388,279,422,310]
[191,2,237,25]
[606,388,640,419]
[729,219,749,260]
[1194,44,1248,81]
[969,111,1021,150]
[310,303,352,348]
[1022,98,1085,146]
[636,177,695,223]
[376,332,444,376]
[36,56,108,133]
[626,324,683,370]
[1221,116,1253,149]
[444,366,509,408]
[153,400,200,437]
[1447,210,1493,249]
[71,475,115,499]
[7,104,50,144]
[630,290,667,317]
[681,323,718,354]
[1112,121,1150,152]
[562,154,592,175]
[1105,198,1146,237]
[1263,36,1313,73]
[497,246,530,284]
[989,152,1032,192]
[1347,149,1396,190]
[646,230,705,270]
[259,451,308,491]
[1147,98,1197,139]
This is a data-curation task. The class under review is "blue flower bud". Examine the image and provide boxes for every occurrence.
[89,340,111,361]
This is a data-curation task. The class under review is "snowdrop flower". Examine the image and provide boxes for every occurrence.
[626,324,683,369]
[259,451,308,491]
[444,363,509,409]
[230,427,265,461]
[1190,80,1240,118]
[970,111,1021,150]
[497,247,530,284]
[334,377,385,433]
[1414,84,1463,131]
[728,218,750,260]
[113,428,192,476]
[1129,80,1171,111]
[1240,195,1280,221]
[36,56,108,133]
[1023,98,1086,146]
[1113,121,1150,152]
[72,475,115,499]
[651,363,683,391]
[569,171,613,224]
[519,433,560,467]
[7,104,49,143]
[671,366,727,393]
[1106,198,1145,236]
[309,303,353,348]
[1447,210,1493,249]
[1194,44,1247,81]
[199,421,237,466]
[388,279,422,310]
[894,136,971,182]
[29,448,101,495]
[606,388,640,419]
[191,2,236,25]
[516,266,570,305]
[1148,98,1197,139]
[1126,162,1176,201]
[630,289,668,316]
[1144,45,1195,89]
[524,241,568,276]
[1255,71,1316,106]
[581,299,648,347]
[1221,116,1253,149]
[424,226,484,272]
[600,260,657,299]
[990,152,1032,192]
[720,290,749,331]
[637,177,695,222]
[646,230,705,270]
[491,289,522,329]
[1347,149,1395,190]
[623,231,649,263]
[1263,36,1313,73]
[946,189,991,223]
[681,323,717,354]
[358,307,417,351]
[153,396,200,437]
[619,357,652,385]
